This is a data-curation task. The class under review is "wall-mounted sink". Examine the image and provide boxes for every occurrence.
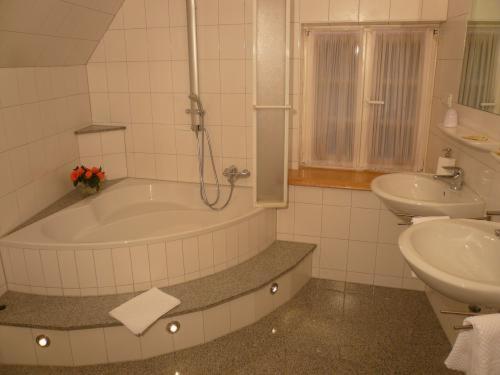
[371,173,485,218]
[399,219,500,308]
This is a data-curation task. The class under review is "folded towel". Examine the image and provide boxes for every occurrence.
[109,287,181,336]
[445,314,500,375]
[411,216,450,225]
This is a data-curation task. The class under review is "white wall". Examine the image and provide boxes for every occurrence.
[0,66,91,237]
[425,0,500,213]
[277,186,424,290]
[0,66,91,296]
[86,0,253,186]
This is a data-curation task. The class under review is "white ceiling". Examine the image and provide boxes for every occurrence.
[0,0,124,67]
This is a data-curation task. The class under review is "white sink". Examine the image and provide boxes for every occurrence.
[371,173,484,218]
[399,219,500,308]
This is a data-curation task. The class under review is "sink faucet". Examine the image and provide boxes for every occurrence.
[433,166,464,191]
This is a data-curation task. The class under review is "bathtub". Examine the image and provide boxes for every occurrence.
[0,179,276,296]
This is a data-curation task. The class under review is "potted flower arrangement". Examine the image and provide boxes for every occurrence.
[70,165,106,195]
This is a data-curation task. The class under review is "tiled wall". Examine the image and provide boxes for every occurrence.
[425,0,500,214]
[77,130,128,180]
[277,186,424,291]
[86,0,253,185]
[0,66,91,237]
[0,66,91,297]
[288,0,449,168]
[0,0,124,67]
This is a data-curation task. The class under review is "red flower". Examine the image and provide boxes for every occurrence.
[84,170,92,179]
[70,170,79,182]
[91,166,100,174]
[97,171,106,181]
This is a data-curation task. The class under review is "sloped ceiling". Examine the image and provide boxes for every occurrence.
[0,0,124,67]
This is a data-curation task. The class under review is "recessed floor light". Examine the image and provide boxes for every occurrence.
[270,282,279,295]
[35,335,50,348]
[167,321,181,334]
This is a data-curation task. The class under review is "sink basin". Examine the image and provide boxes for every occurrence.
[399,219,500,307]
[371,173,484,218]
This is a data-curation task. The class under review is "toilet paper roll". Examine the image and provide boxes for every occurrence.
[436,157,456,175]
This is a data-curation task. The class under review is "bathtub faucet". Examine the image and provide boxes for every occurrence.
[223,165,250,184]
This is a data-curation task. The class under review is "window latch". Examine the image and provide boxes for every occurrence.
[366,99,385,105]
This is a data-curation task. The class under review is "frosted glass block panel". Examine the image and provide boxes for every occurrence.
[255,0,289,206]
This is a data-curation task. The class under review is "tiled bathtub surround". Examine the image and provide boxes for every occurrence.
[0,208,276,296]
[0,249,312,366]
[86,0,254,185]
[277,186,423,290]
[76,128,128,180]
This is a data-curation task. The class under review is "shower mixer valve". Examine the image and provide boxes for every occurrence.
[223,165,251,184]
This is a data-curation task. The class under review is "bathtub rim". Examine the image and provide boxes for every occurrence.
[0,178,264,251]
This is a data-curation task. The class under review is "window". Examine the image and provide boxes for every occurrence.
[301,26,436,172]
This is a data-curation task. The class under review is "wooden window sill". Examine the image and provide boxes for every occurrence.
[288,167,386,191]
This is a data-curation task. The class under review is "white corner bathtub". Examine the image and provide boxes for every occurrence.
[0,179,276,296]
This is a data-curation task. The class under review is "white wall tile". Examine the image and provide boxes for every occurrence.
[24,249,45,287]
[347,240,377,274]
[130,245,151,284]
[421,0,448,20]
[359,0,390,21]
[294,203,322,237]
[166,240,185,278]
[171,312,204,351]
[75,250,97,289]
[140,319,174,358]
[349,208,379,242]
[94,249,115,288]
[0,326,37,365]
[321,205,350,239]
[40,249,62,288]
[300,0,330,22]
[389,0,422,21]
[319,238,348,270]
[104,326,142,363]
[329,0,359,21]
[69,328,108,366]
[32,329,73,366]
[203,303,231,341]
[148,242,168,281]
[112,247,133,286]
[230,293,255,331]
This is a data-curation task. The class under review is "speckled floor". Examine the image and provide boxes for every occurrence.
[0,279,459,375]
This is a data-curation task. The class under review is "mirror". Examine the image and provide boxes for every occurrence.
[458,0,500,115]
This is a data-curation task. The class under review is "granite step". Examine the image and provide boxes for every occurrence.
[0,241,315,331]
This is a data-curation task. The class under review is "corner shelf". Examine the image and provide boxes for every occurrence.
[491,150,500,162]
[438,124,500,152]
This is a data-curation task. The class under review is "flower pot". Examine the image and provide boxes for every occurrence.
[77,184,99,196]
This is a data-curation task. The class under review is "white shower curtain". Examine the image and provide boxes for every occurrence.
[459,26,499,113]
[302,30,362,168]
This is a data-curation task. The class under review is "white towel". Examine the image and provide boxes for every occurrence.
[445,314,500,375]
[411,216,450,225]
[109,287,181,336]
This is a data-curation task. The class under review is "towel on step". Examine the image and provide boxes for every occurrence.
[411,216,450,225]
[109,287,181,336]
[445,314,500,375]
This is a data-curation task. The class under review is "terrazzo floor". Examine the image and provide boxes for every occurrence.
[0,279,459,374]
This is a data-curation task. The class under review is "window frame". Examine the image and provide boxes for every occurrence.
[300,24,438,173]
